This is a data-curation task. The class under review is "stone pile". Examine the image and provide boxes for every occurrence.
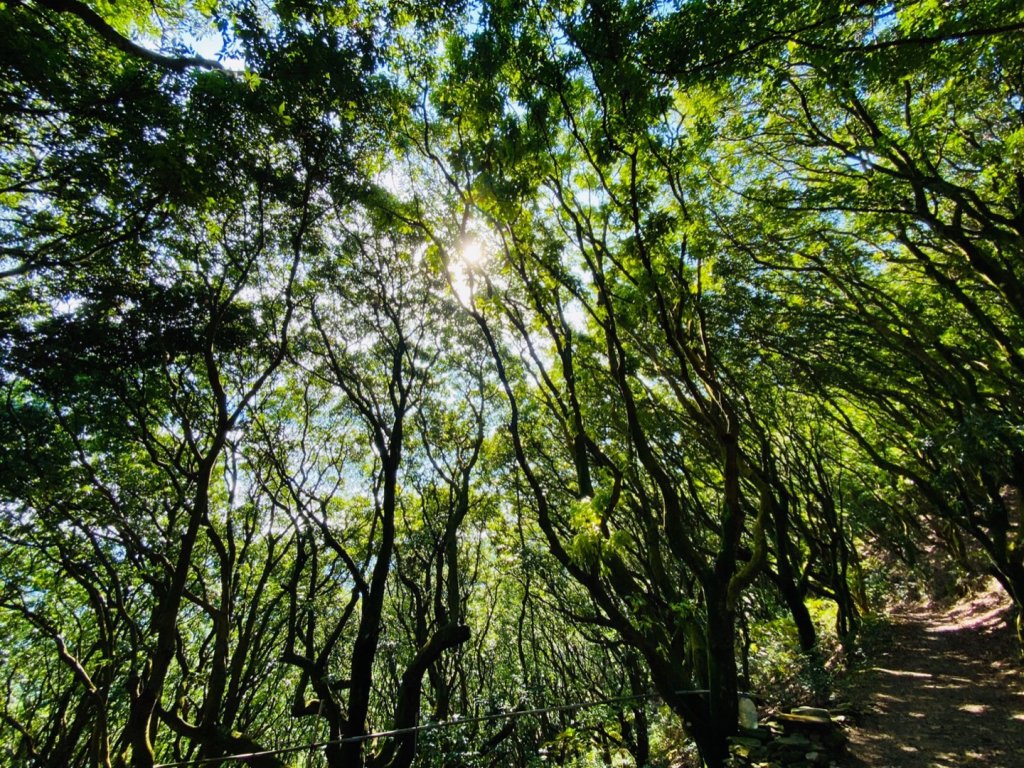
[725,706,847,768]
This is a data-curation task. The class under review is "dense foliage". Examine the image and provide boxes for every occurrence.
[1,1,1021,767]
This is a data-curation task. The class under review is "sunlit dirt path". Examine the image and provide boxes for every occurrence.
[839,584,1024,768]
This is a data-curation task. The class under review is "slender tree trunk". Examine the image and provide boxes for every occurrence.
[769,499,817,653]
[336,444,401,768]
[125,458,219,768]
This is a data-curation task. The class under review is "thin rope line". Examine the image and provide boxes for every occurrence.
[153,688,725,767]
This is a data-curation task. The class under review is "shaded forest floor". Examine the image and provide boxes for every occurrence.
[837,581,1024,767]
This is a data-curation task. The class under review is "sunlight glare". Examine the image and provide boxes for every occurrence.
[459,238,485,267]
[451,236,487,306]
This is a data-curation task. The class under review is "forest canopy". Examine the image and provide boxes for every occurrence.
[1,1,1022,767]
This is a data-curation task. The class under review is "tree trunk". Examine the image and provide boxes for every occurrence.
[700,584,738,768]
[126,459,219,768]
[769,499,817,653]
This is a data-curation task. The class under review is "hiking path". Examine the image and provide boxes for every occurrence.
[838,583,1023,768]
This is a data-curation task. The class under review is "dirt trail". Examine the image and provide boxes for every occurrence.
[840,584,1024,767]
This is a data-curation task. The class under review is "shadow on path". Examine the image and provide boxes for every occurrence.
[840,586,1023,768]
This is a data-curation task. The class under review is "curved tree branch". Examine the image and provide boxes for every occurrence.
[34,0,226,72]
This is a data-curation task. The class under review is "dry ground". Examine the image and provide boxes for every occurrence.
[838,581,1024,767]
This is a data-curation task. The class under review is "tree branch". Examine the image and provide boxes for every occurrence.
[34,0,226,72]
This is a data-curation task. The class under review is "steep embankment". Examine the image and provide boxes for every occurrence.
[840,583,1023,767]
